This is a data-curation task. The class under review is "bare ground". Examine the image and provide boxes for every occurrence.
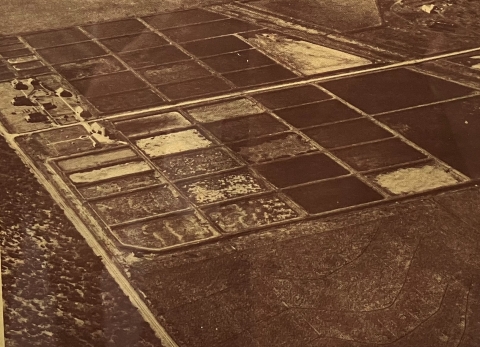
[0,0,233,35]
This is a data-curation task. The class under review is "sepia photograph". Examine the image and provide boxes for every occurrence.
[1,0,480,346]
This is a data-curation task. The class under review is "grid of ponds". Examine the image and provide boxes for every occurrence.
[3,8,480,252]
[48,70,478,252]
[13,9,305,114]
[0,7,378,117]
[0,36,51,81]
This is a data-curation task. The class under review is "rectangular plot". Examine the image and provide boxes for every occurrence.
[187,98,264,123]
[252,85,331,109]
[241,31,371,76]
[0,44,25,53]
[69,71,146,98]
[50,137,97,156]
[204,113,288,143]
[0,37,20,46]
[144,9,226,30]
[0,65,10,74]
[303,118,393,149]
[376,97,480,179]
[69,161,151,184]
[92,185,187,225]
[0,71,14,81]
[37,41,107,64]
[23,28,89,49]
[367,163,460,196]
[182,35,252,58]
[89,89,165,113]
[332,138,427,172]
[55,56,125,80]
[178,169,267,204]
[156,76,232,100]
[201,49,275,73]
[7,55,38,64]
[274,100,360,128]
[100,32,169,53]
[136,128,213,157]
[77,171,163,198]
[12,60,45,70]
[27,127,93,156]
[229,132,317,164]
[139,61,211,85]
[119,46,190,68]
[204,194,299,233]
[319,68,474,114]
[39,125,89,143]
[223,65,297,87]
[0,48,32,58]
[284,176,383,214]
[255,153,349,188]
[82,19,146,39]
[16,66,50,78]
[154,147,241,180]
[114,111,190,137]
[57,147,137,171]
[112,212,219,249]
[161,18,260,43]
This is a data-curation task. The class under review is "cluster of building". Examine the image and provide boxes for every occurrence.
[9,78,88,123]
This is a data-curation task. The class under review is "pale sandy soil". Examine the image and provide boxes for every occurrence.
[244,32,372,75]
[69,161,152,183]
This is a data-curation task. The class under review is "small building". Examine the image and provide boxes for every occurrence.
[11,79,28,90]
[74,106,84,121]
[89,122,107,137]
[73,106,92,120]
[11,96,35,107]
[55,87,73,97]
[25,112,48,123]
[39,102,56,111]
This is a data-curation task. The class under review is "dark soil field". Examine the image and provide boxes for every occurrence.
[0,136,163,346]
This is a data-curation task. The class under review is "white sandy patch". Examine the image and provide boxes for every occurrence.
[185,173,265,204]
[245,32,371,75]
[69,161,151,184]
[91,133,127,145]
[136,129,212,157]
[115,111,191,136]
[471,63,480,70]
[374,165,459,195]
[187,98,263,123]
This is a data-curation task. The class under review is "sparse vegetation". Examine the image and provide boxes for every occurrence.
[0,136,163,347]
